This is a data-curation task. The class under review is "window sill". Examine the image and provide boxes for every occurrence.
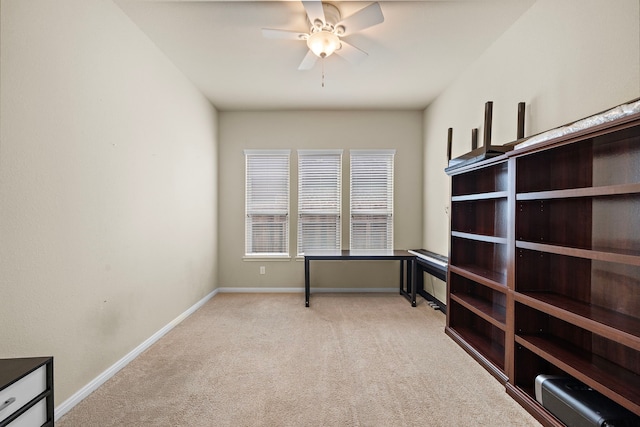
[243,255,292,262]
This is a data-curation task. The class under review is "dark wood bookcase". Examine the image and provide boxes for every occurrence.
[447,159,511,383]
[446,111,640,426]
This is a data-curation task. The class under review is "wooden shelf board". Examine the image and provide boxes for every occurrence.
[515,292,640,351]
[516,241,640,266]
[449,326,505,370]
[445,326,508,383]
[515,334,640,414]
[450,293,506,329]
[516,183,640,200]
[452,191,508,202]
[449,264,507,290]
[452,231,508,244]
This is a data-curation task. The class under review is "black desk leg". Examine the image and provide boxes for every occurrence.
[399,260,405,295]
[410,259,417,307]
[304,257,310,307]
[399,259,417,307]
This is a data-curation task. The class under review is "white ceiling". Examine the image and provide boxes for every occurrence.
[115,0,535,111]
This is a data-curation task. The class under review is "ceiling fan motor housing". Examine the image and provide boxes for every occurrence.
[309,3,345,35]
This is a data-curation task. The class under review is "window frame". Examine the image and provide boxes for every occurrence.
[349,149,395,251]
[297,149,343,257]
[244,149,291,258]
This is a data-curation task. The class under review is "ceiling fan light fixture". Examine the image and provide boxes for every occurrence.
[307,30,340,58]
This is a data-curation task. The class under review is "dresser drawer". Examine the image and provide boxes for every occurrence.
[0,365,47,423]
[5,398,46,427]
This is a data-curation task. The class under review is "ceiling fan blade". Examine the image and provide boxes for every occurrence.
[262,28,307,40]
[302,0,325,27]
[336,2,384,36]
[334,40,368,65]
[298,50,318,70]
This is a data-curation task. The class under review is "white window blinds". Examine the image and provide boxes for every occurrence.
[297,150,342,256]
[244,150,290,256]
[350,149,395,250]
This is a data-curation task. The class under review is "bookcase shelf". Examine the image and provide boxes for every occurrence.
[512,343,640,422]
[514,333,640,415]
[516,241,640,265]
[516,194,640,252]
[449,265,507,292]
[515,121,640,193]
[452,160,508,196]
[450,271,507,328]
[450,237,508,287]
[452,197,508,238]
[446,110,640,425]
[452,191,508,202]
[516,182,640,200]
[514,292,640,351]
[450,293,506,328]
[446,305,506,379]
[451,231,507,244]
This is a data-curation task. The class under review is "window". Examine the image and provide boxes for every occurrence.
[297,150,342,256]
[350,149,395,250]
[244,150,290,256]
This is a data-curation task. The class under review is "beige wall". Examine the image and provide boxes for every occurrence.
[0,0,218,406]
[422,0,640,302]
[218,111,423,289]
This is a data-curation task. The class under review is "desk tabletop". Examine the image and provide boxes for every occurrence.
[303,249,414,260]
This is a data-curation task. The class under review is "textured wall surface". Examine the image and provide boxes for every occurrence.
[0,0,219,405]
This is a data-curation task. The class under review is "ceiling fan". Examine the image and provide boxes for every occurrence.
[262,1,384,70]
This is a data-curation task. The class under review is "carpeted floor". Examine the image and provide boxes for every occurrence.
[57,293,541,426]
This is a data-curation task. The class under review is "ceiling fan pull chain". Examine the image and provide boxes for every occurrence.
[322,58,325,88]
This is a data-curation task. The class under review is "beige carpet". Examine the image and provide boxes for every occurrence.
[57,293,540,426]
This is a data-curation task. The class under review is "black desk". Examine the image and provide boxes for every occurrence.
[304,250,416,307]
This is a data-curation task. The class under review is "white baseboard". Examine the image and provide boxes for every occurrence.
[54,288,219,421]
[217,287,397,293]
[217,287,303,293]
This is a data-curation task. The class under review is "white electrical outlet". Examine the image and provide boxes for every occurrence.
[260,266,265,275]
